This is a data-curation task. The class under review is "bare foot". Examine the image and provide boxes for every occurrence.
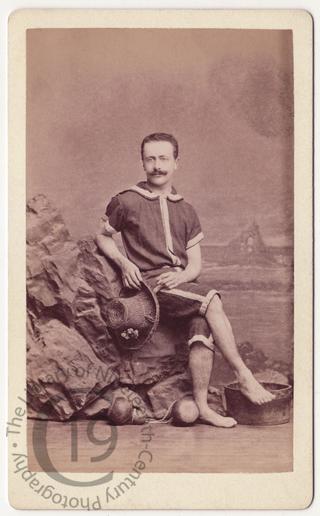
[199,407,237,428]
[238,368,276,405]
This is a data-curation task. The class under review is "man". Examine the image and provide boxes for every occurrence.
[96,132,275,428]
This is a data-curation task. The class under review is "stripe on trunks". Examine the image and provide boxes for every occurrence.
[188,334,215,351]
[199,289,221,316]
[159,287,206,303]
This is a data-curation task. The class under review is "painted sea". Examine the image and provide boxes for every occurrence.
[201,245,293,365]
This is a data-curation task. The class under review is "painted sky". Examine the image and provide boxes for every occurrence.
[27,29,293,245]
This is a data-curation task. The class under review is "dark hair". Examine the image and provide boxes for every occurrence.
[141,133,179,160]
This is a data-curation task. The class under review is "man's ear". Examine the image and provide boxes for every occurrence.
[175,156,180,169]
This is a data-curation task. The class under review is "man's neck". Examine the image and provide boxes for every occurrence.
[146,179,173,196]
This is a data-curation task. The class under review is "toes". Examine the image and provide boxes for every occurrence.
[239,379,277,405]
[260,393,275,404]
[224,417,237,427]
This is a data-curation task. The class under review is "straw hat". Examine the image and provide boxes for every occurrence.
[105,281,159,351]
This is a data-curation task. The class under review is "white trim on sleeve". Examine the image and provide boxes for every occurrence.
[186,232,204,249]
[101,217,118,235]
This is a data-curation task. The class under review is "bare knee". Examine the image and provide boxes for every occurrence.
[206,294,224,317]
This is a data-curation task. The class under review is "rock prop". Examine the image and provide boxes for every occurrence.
[26,194,293,423]
[26,195,190,421]
[27,319,118,420]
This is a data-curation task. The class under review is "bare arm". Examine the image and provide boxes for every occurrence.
[95,233,142,289]
[95,233,128,270]
[183,243,202,282]
[154,243,202,291]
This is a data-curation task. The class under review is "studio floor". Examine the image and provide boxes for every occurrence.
[28,417,293,474]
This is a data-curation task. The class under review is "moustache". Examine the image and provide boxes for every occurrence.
[150,171,167,176]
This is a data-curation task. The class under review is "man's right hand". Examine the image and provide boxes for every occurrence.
[95,234,142,289]
[120,259,143,290]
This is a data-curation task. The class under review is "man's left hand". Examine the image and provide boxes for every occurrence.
[154,271,186,293]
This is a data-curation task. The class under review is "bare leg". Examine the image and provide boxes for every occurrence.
[189,342,237,427]
[205,295,275,405]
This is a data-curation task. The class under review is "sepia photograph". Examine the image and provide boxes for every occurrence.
[25,26,294,474]
[7,8,313,510]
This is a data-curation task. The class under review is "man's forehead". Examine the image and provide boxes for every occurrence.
[143,140,175,156]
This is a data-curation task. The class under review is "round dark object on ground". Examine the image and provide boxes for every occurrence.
[171,397,200,426]
[225,382,292,425]
[108,397,133,425]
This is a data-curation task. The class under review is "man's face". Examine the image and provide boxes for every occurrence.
[142,140,179,188]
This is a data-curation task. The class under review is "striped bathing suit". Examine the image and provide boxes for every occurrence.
[103,181,220,351]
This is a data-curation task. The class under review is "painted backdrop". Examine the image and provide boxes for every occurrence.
[27,28,293,246]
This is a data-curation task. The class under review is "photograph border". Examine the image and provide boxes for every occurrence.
[8,8,313,509]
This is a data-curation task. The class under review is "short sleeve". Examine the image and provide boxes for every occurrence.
[102,195,126,235]
[186,206,204,249]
